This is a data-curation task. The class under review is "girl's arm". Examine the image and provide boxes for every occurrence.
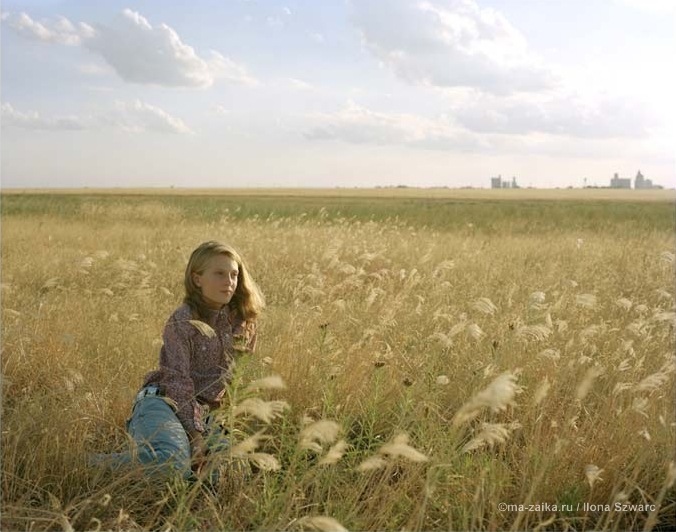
[232,319,258,354]
[158,317,204,434]
[246,320,258,352]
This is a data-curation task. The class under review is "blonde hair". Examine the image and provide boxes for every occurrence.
[184,241,265,322]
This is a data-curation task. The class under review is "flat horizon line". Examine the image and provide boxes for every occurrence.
[2,186,674,202]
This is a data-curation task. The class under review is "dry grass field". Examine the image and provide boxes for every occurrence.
[2,186,674,202]
[1,190,674,531]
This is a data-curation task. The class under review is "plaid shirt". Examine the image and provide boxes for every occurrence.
[142,303,257,433]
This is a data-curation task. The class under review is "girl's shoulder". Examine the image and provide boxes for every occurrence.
[166,303,196,325]
[163,304,211,342]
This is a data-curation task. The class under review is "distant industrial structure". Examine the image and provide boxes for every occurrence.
[634,170,661,189]
[487,170,663,189]
[610,170,662,190]
[490,175,519,189]
[610,173,631,189]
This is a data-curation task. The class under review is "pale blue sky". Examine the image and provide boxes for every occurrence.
[2,0,674,188]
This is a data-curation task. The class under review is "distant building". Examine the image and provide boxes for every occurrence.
[634,170,662,189]
[610,172,631,189]
[490,175,519,189]
[635,170,646,189]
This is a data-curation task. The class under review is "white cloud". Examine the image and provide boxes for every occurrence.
[2,11,94,45]
[2,101,193,135]
[350,0,554,95]
[207,51,259,86]
[302,98,664,160]
[1,102,87,130]
[451,91,655,138]
[614,0,675,13]
[304,100,488,151]
[309,32,325,44]
[109,100,194,134]
[266,16,283,27]
[83,85,116,92]
[79,62,111,75]
[288,78,315,91]
[213,105,230,115]
[3,9,257,88]
[83,9,257,88]
[283,7,292,16]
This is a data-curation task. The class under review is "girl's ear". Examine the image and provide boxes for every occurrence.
[192,272,202,287]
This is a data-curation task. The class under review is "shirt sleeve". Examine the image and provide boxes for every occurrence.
[246,320,258,352]
[232,318,258,354]
[158,317,203,433]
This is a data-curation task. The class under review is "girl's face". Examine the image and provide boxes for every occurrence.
[192,254,239,309]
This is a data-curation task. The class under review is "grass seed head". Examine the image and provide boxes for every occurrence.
[471,297,498,315]
[466,323,486,341]
[516,324,551,342]
[39,277,61,293]
[245,374,287,393]
[248,452,281,471]
[429,332,453,349]
[615,297,633,310]
[533,377,551,406]
[299,420,341,452]
[659,251,675,264]
[530,291,546,304]
[585,464,604,488]
[356,456,387,472]
[233,398,289,423]
[318,440,349,466]
[453,371,523,426]
[612,382,633,396]
[631,397,650,418]
[448,321,466,337]
[576,367,604,401]
[576,293,598,309]
[296,516,348,532]
[666,461,676,488]
[462,421,522,453]
[378,432,428,462]
[538,349,560,362]
[230,430,270,456]
[634,371,671,394]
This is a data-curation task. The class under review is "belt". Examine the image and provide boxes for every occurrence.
[133,385,163,406]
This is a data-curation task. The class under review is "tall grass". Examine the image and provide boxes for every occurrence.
[2,194,674,530]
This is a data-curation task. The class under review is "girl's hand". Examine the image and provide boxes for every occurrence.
[188,431,209,473]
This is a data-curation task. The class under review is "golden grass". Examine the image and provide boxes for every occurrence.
[1,194,674,531]
[2,186,674,202]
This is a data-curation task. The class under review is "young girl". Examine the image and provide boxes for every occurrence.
[93,241,265,477]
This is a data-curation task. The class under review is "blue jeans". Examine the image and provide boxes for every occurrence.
[89,387,230,481]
